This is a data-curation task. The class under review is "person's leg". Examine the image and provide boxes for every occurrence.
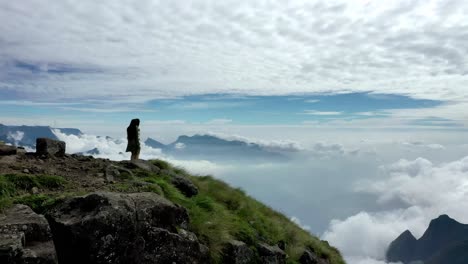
[131,151,136,161]
[135,148,140,160]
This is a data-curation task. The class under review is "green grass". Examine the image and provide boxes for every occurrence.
[0,174,67,212]
[151,159,171,170]
[144,160,345,264]
[13,194,61,213]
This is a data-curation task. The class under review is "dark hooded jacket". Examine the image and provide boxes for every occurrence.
[126,119,140,152]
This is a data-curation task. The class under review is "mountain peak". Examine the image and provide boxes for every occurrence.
[433,214,454,222]
[399,230,416,241]
[427,214,460,229]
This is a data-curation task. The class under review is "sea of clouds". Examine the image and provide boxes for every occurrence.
[51,129,468,264]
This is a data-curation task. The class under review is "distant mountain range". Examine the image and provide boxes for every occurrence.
[0,124,82,148]
[386,214,468,264]
[145,134,289,161]
[0,124,290,161]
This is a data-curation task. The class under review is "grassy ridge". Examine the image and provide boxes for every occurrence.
[0,159,345,264]
[0,174,68,212]
[144,160,344,264]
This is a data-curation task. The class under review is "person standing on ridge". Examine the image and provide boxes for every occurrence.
[126,118,141,161]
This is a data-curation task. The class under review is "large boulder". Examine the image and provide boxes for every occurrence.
[36,138,66,157]
[0,144,17,156]
[46,192,208,264]
[222,240,254,264]
[155,168,199,197]
[257,243,286,264]
[170,175,199,197]
[0,204,58,264]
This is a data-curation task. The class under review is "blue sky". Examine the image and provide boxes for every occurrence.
[0,92,453,128]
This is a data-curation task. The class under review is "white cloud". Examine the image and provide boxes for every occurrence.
[304,110,343,116]
[205,132,304,152]
[401,141,445,150]
[51,129,232,176]
[174,142,186,149]
[205,119,233,125]
[52,129,162,160]
[0,0,467,108]
[323,155,468,264]
[168,158,234,176]
[311,142,345,157]
[7,131,24,145]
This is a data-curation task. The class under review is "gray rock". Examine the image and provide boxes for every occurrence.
[141,166,198,197]
[31,187,39,195]
[36,138,66,157]
[0,144,17,156]
[0,233,24,263]
[105,164,134,182]
[16,147,27,155]
[299,248,329,264]
[170,175,199,197]
[46,192,208,264]
[257,243,286,264]
[222,240,254,264]
[0,204,58,264]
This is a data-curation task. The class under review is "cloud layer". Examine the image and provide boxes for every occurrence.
[1,0,468,103]
[323,155,468,263]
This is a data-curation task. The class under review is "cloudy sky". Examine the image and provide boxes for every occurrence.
[1,1,468,263]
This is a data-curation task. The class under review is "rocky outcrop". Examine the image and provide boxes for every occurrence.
[386,215,468,264]
[0,144,17,156]
[46,192,208,264]
[36,138,66,157]
[222,240,254,264]
[170,175,199,197]
[156,169,199,197]
[0,204,58,264]
[257,242,286,264]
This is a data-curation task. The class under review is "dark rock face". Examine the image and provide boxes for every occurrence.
[257,243,286,264]
[386,214,468,264]
[170,175,199,197]
[0,144,17,156]
[156,168,199,198]
[46,192,208,264]
[0,204,58,264]
[222,240,254,264]
[425,240,468,264]
[36,138,66,157]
